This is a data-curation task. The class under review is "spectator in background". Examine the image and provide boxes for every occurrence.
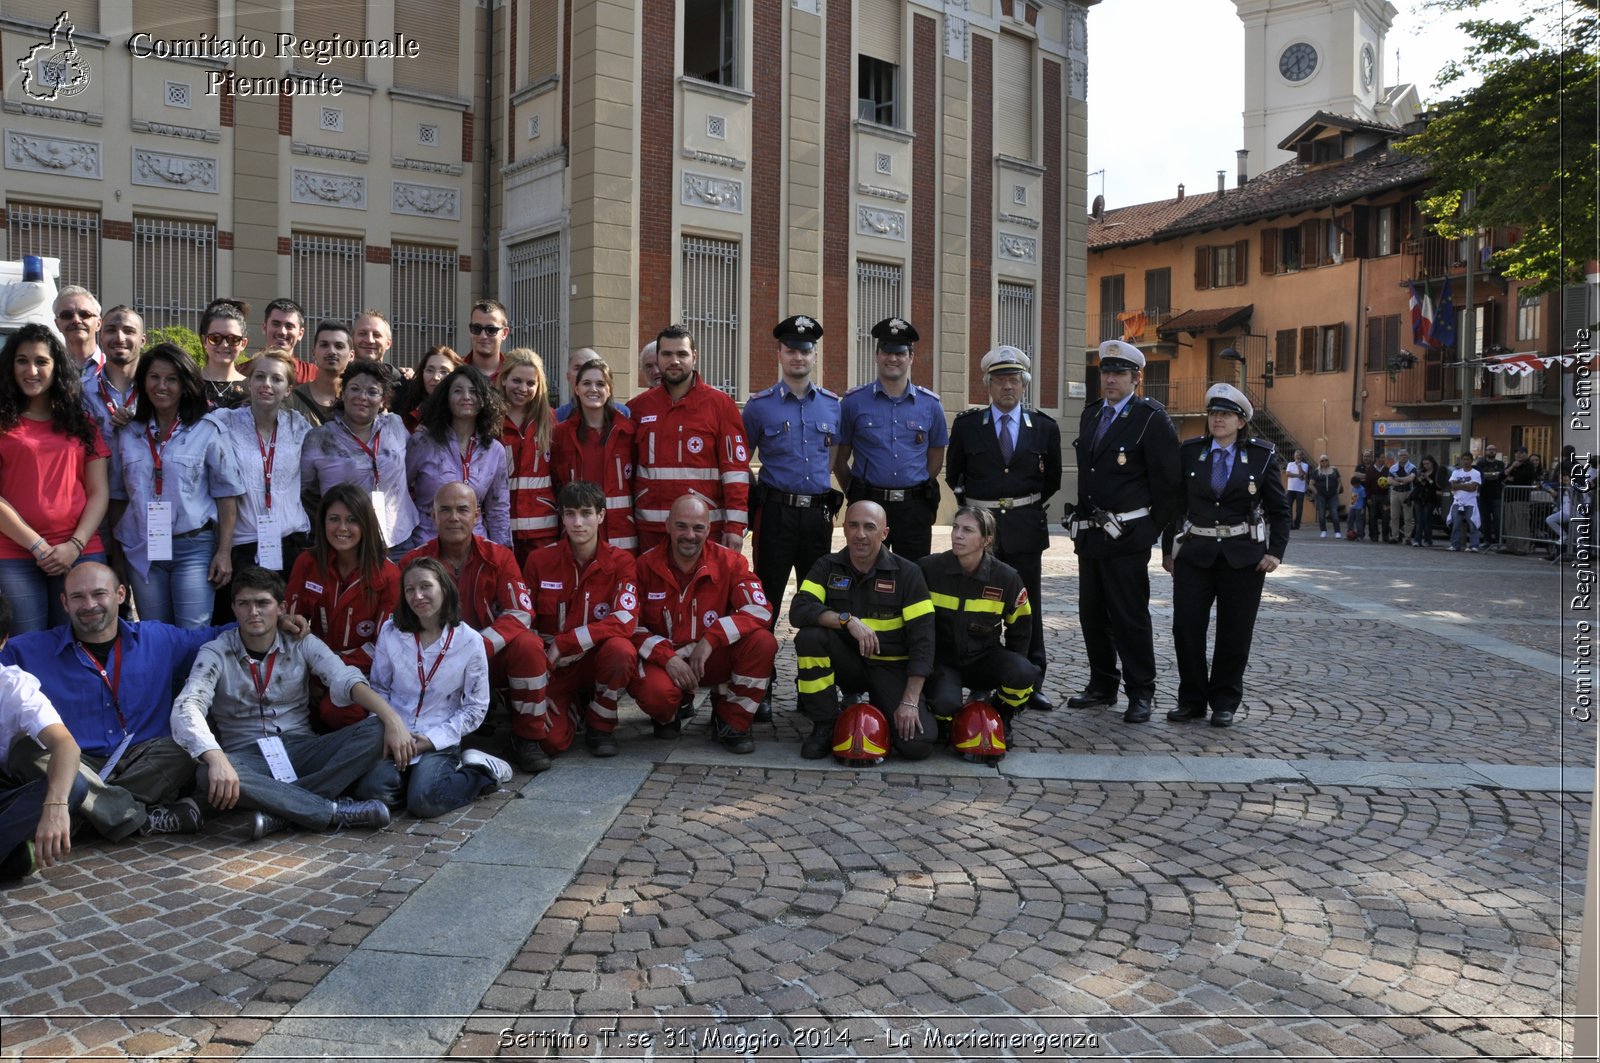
[638,341,662,391]
[408,366,512,548]
[0,325,110,632]
[1311,454,1342,539]
[1350,448,1387,542]
[1504,446,1539,487]
[1475,443,1506,547]
[497,349,559,564]
[1283,449,1311,531]
[1347,480,1367,540]
[197,299,251,410]
[1388,449,1417,546]
[396,345,463,433]
[1411,455,1442,547]
[1447,452,1483,552]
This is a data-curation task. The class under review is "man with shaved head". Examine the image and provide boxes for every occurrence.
[788,501,937,761]
[0,563,231,838]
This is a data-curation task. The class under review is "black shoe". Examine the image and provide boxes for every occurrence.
[586,731,618,758]
[753,695,773,723]
[1122,697,1153,723]
[0,840,36,882]
[510,736,552,774]
[1028,692,1055,712]
[1066,689,1117,709]
[676,693,698,721]
[1165,705,1206,722]
[250,811,288,840]
[653,718,682,739]
[935,718,952,746]
[714,719,754,754]
[331,797,392,831]
[141,797,203,835]
[1210,709,1236,728]
[800,720,833,760]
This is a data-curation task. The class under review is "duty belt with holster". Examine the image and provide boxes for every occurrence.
[1066,506,1150,540]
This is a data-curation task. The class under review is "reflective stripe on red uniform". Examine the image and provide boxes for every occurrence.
[551,415,639,551]
[523,538,640,732]
[286,551,401,728]
[502,413,558,562]
[629,377,751,541]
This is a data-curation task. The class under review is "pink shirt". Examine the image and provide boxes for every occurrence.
[0,417,108,560]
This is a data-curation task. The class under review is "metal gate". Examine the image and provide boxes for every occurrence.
[133,216,215,333]
[681,235,741,395]
[508,233,564,399]
[855,260,902,386]
[391,243,456,368]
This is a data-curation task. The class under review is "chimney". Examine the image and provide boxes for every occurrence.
[1236,148,1249,187]
[1176,183,1185,202]
[1217,169,1226,196]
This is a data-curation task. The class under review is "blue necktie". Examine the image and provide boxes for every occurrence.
[1211,449,1231,495]
[999,413,1014,462]
[1091,403,1116,447]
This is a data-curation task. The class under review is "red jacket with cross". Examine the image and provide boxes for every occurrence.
[631,540,772,665]
[521,538,639,658]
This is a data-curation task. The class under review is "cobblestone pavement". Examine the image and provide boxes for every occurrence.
[0,530,1590,1061]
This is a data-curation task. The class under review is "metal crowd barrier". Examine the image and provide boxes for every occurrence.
[1500,484,1559,555]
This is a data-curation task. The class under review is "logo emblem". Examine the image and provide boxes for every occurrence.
[618,591,637,611]
[687,436,704,455]
[751,588,768,606]
[734,444,747,461]
[518,590,532,610]
[19,13,92,102]
[356,620,376,637]
[702,609,718,628]
[795,315,815,331]
[594,602,610,619]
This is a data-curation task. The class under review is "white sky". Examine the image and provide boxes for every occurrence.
[1085,0,1522,209]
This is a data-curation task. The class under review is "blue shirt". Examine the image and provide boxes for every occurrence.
[742,380,841,494]
[838,381,949,488]
[80,363,138,451]
[0,620,230,758]
[109,416,247,579]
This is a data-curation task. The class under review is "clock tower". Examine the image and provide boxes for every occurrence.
[1234,0,1411,167]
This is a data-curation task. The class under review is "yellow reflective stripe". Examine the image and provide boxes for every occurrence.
[1007,600,1033,623]
[797,656,832,670]
[929,591,960,610]
[860,616,903,632]
[955,732,1006,752]
[902,597,934,621]
[798,580,826,600]
[963,599,1004,615]
[998,685,1032,706]
[798,675,835,693]
[867,653,908,662]
[836,735,889,757]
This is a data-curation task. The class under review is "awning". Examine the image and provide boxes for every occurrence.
[1159,305,1253,336]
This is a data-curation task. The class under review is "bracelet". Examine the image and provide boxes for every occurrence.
[68,536,86,552]
[28,537,47,555]
[899,699,919,707]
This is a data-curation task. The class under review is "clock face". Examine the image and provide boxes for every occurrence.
[1279,42,1318,83]
[1361,45,1376,89]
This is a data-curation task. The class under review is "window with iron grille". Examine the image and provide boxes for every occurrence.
[132,215,215,333]
[391,243,456,369]
[684,0,738,86]
[6,203,101,295]
[997,281,1035,404]
[291,233,364,353]
[855,259,903,386]
[508,233,564,397]
[681,236,742,395]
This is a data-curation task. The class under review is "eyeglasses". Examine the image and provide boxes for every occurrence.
[205,333,248,347]
[56,309,97,321]
[468,323,505,336]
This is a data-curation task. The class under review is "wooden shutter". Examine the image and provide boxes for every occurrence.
[1351,206,1371,258]
[294,0,367,81]
[133,0,213,36]
[1195,246,1212,291]
[1300,220,1322,267]
[1335,212,1354,261]
[1260,229,1278,276]
[527,0,559,81]
[1330,322,1346,372]
[1276,328,1297,376]
[1300,326,1317,373]
[858,0,901,63]
[1384,314,1401,365]
[1367,317,1384,372]
[394,0,461,95]
[995,32,1033,159]
[1235,239,1249,284]
[9,0,99,28]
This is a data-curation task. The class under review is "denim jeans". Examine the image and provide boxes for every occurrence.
[0,552,109,633]
[1412,499,1436,544]
[1449,505,1480,550]
[1314,495,1341,534]
[353,747,494,819]
[129,530,216,628]
[0,773,88,880]
[195,715,384,830]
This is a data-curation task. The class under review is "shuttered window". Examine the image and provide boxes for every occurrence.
[133,0,215,39]
[858,0,901,64]
[1299,326,1317,374]
[1274,328,1297,377]
[995,32,1033,160]
[394,0,459,95]
[7,1,98,29]
[527,0,559,81]
[293,0,366,82]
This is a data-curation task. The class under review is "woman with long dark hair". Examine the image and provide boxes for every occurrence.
[395,345,462,433]
[110,343,244,626]
[550,358,638,551]
[0,325,110,631]
[407,365,510,545]
[1410,455,1441,547]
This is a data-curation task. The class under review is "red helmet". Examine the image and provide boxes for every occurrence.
[951,700,1007,764]
[832,702,890,766]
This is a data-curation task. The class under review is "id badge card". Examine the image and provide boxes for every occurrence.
[370,490,390,546]
[146,501,174,562]
[255,513,284,571]
[256,736,299,782]
[99,732,134,778]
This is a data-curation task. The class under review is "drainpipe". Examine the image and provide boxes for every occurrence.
[482,0,495,298]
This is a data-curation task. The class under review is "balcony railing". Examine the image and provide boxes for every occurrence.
[1142,377,1209,415]
[1386,356,1557,406]
[1098,306,1172,345]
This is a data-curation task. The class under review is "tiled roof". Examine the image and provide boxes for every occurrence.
[1160,305,1254,335]
[1277,109,1405,148]
[1087,191,1218,250]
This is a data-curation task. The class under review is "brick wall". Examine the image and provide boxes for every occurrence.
[636,0,676,344]
[461,112,474,164]
[561,0,572,146]
[506,0,518,166]
[968,34,992,404]
[912,14,937,390]
[367,245,392,265]
[1041,59,1061,404]
[278,95,292,136]
[822,0,851,394]
[748,0,783,373]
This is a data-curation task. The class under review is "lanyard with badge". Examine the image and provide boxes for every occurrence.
[459,437,476,483]
[145,419,180,561]
[255,420,284,570]
[76,639,133,775]
[246,647,297,781]
[98,376,134,422]
[412,628,457,724]
[339,419,389,543]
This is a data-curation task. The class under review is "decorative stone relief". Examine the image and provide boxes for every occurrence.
[131,118,220,142]
[131,148,217,192]
[393,155,463,175]
[998,211,1039,230]
[291,168,365,209]
[3,99,103,125]
[998,232,1037,262]
[4,129,100,178]
[856,205,907,241]
[1067,57,1087,102]
[292,140,369,163]
[681,171,744,214]
[392,180,460,219]
[680,147,746,171]
[857,183,909,203]
[945,0,969,61]
[1066,5,1089,101]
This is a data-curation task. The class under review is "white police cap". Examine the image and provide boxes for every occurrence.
[1204,382,1253,421]
[1097,339,1146,371]
[980,345,1031,378]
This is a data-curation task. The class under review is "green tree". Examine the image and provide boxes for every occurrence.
[144,325,205,368]
[1398,0,1598,294]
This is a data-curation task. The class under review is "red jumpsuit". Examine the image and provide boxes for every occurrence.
[551,415,639,552]
[523,539,639,735]
[402,535,571,752]
[502,413,559,565]
[629,540,776,732]
[629,377,751,552]
[286,551,401,728]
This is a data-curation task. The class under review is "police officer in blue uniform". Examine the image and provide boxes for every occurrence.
[1160,383,1290,728]
[834,318,948,562]
[744,314,843,720]
[1064,339,1181,723]
[946,346,1061,711]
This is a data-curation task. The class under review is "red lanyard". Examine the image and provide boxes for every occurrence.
[258,421,278,511]
[146,419,180,496]
[76,638,127,733]
[246,650,278,717]
[460,437,476,483]
[98,376,133,421]
[413,627,456,721]
[339,418,383,487]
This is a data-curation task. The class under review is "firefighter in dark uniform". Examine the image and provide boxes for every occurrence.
[945,345,1062,711]
[1160,383,1290,728]
[742,314,843,721]
[918,504,1037,732]
[834,318,948,562]
[789,500,937,761]
[1064,339,1181,723]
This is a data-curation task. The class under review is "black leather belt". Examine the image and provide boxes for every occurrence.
[767,489,830,508]
[859,482,925,503]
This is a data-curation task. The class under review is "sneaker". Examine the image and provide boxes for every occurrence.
[653,718,682,739]
[250,811,288,840]
[461,748,514,784]
[1468,546,1479,553]
[800,719,833,760]
[0,840,37,882]
[330,797,391,831]
[1320,531,1328,539]
[141,797,203,836]
[585,730,619,757]
[713,719,754,754]
[509,735,552,774]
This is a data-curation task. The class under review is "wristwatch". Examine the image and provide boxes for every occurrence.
[837,611,852,629]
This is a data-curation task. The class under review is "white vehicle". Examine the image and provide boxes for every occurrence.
[0,255,64,340]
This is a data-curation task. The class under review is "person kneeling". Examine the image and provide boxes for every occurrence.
[170,567,411,839]
[352,558,510,817]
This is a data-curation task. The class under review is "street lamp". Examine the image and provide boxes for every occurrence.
[1220,346,1246,393]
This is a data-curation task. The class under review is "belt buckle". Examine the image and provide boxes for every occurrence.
[794,494,812,508]
[887,489,906,502]
[997,497,1013,510]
